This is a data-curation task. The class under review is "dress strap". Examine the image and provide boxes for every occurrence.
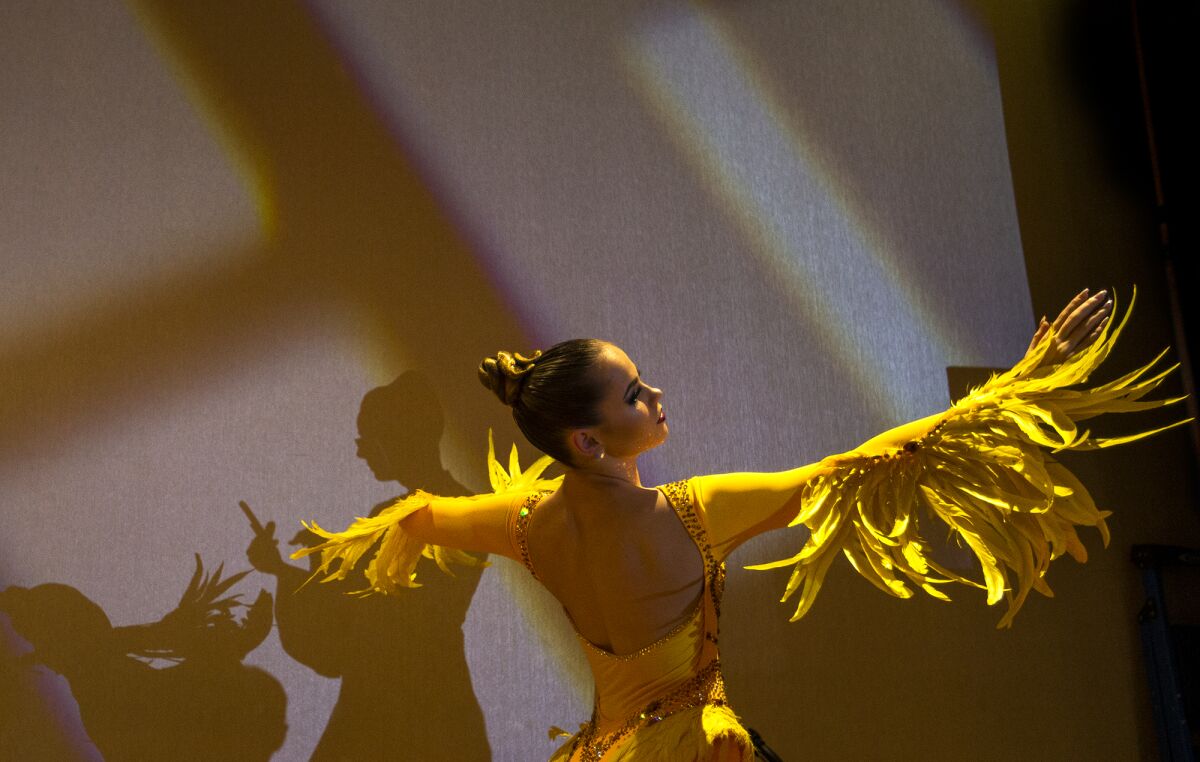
[660,478,726,623]
[511,490,550,581]
[659,479,716,576]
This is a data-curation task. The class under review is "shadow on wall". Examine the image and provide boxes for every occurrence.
[0,559,286,760]
[0,0,527,465]
[0,373,493,758]
[241,372,491,760]
[0,1,533,755]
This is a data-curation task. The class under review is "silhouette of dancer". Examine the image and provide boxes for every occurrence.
[243,371,491,760]
[0,557,285,761]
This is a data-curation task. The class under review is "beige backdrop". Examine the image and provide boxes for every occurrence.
[1,1,1195,760]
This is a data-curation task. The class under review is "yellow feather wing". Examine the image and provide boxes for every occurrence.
[752,289,1189,628]
[292,430,561,595]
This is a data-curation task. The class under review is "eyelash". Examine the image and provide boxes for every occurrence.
[628,367,645,405]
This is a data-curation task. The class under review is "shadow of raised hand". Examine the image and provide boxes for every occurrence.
[0,556,285,761]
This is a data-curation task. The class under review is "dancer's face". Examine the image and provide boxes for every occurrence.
[580,343,668,459]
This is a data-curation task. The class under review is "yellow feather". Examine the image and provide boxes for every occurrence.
[751,290,1186,627]
[293,430,560,595]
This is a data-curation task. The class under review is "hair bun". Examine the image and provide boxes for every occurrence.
[478,349,542,406]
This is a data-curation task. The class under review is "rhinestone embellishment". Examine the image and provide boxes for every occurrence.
[567,659,728,760]
[515,490,550,581]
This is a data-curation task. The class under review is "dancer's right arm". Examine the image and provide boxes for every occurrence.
[293,489,536,594]
[399,491,525,560]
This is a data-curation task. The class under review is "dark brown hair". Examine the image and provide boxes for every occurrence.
[478,339,607,464]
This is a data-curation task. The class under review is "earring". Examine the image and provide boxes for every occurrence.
[595,449,605,460]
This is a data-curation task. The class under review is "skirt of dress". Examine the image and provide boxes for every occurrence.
[550,704,753,762]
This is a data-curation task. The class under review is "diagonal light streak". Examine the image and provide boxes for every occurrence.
[625,7,958,422]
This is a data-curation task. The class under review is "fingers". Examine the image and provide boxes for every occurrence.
[1083,320,1105,347]
[1079,298,1112,335]
[1061,293,1112,349]
[240,500,277,539]
[1056,289,1107,337]
[1031,288,1117,367]
[1026,316,1049,353]
[1050,288,1090,333]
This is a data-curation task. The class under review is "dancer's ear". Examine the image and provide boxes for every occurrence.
[569,430,604,461]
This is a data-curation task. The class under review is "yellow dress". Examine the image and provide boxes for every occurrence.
[295,296,1187,760]
[517,481,750,762]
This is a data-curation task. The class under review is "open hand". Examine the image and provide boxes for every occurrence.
[1025,288,1113,368]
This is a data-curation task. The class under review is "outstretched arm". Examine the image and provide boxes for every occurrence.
[734,289,1183,627]
[292,433,560,595]
[693,464,826,561]
[694,412,947,562]
[293,489,536,594]
[697,287,1119,561]
[399,491,523,558]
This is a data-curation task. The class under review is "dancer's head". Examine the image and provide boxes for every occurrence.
[478,340,667,466]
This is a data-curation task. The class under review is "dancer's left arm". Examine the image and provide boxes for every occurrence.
[693,411,948,561]
[695,288,1114,562]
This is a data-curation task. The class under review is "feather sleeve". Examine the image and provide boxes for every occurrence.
[291,431,562,596]
[747,289,1190,628]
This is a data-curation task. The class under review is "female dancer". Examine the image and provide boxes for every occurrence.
[297,288,1184,760]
